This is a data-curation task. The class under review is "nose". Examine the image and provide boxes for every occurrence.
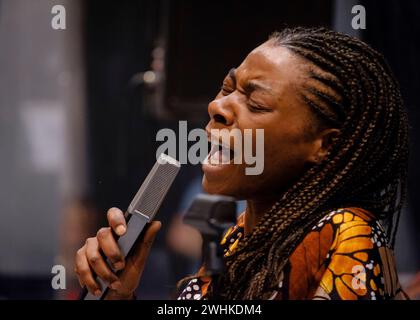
[207,95,235,128]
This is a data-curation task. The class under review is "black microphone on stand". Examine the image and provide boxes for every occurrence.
[81,153,180,300]
[183,194,237,297]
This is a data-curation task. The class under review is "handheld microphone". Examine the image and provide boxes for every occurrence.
[82,153,180,300]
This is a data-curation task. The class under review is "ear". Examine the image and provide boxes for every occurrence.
[307,128,340,165]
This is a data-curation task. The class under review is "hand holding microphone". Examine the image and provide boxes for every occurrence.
[74,154,180,300]
[75,208,161,299]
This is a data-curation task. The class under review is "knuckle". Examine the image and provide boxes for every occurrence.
[107,207,115,217]
[114,251,124,261]
[103,245,121,261]
[75,248,84,259]
[78,268,89,277]
[107,207,121,220]
[85,237,95,246]
[109,252,123,263]
[88,253,101,265]
[105,274,116,283]
[106,249,117,259]
[96,227,110,239]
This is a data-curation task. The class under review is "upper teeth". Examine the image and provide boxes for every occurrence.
[206,139,233,165]
[211,139,231,150]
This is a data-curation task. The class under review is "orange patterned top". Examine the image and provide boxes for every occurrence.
[178,207,407,300]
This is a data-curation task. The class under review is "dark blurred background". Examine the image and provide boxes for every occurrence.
[0,0,418,299]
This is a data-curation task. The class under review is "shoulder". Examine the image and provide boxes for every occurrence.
[293,207,385,263]
[311,207,388,250]
[314,207,377,230]
[308,207,389,268]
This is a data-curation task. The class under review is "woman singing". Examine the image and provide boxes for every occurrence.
[74,27,409,300]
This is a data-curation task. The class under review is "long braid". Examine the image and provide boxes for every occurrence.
[211,27,409,300]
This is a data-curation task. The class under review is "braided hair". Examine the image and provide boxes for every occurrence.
[211,27,409,300]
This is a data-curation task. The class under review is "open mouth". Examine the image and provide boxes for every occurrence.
[204,136,236,166]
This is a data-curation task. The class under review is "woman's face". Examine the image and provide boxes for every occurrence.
[202,42,327,200]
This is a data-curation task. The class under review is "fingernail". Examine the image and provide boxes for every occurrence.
[116,225,126,236]
[94,289,102,296]
[109,281,122,290]
[113,262,124,270]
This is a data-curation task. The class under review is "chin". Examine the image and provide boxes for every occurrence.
[202,175,251,200]
[202,175,231,196]
[202,175,223,194]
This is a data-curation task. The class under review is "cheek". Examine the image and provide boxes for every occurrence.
[222,135,309,198]
[238,114,310,174]
[263,127,311,176]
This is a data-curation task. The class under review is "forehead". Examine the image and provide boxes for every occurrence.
[234,44,307,93]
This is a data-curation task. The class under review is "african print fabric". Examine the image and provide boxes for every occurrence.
[178,207,407,300]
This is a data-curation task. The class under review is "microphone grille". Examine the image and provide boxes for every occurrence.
[128,154,180,219]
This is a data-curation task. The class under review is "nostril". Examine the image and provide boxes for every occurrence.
[214,114,227,125]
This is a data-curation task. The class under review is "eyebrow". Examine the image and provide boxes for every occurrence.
[227,68,275,97]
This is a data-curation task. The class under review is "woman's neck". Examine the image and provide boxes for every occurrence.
[244,197,278,236]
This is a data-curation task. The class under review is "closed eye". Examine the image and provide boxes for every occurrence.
[220,84,234,96]
[247,101,272,113]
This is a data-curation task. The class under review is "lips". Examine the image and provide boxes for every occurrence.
[203,135,237,166]
[207,142,234,165]
[202,131,245,187]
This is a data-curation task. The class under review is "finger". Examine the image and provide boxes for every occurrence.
[96,227,125,271]
[107,207,127,236]
[74,246,101,296]
[85,237,119,287]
